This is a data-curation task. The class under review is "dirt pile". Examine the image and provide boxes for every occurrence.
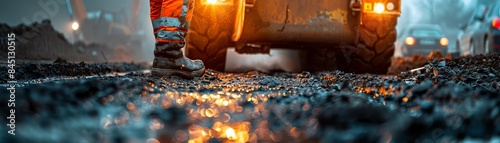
[389,51,447,74]
[400,53,500,85]
[0,20,142,62]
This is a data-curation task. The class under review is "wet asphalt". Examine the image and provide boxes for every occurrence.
[1,54,500,143]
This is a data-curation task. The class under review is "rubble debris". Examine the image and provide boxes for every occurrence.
[388,51,447,74]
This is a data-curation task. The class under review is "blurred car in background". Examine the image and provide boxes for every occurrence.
[457,4,487,56]
[484,0,500,53]
[458,0,500,56]
[402,24,449,57]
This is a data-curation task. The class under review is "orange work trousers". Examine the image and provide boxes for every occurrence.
[150,0,193,44]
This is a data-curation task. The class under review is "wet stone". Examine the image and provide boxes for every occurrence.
[412,81,432,96]
[419,101,434,114]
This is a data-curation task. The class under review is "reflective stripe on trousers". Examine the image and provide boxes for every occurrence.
[150,0,192,43]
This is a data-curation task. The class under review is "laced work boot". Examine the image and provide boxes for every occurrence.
[152,42,205,78]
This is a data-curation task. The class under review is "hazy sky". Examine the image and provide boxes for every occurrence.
[0,1,153,36]
[0,0,135,29]
[0,0,155,60]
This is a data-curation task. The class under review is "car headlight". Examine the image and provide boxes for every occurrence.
[72,22,79,31]
[405,37,415,46]
[440,38,449,46]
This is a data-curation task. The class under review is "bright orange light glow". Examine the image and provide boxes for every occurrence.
[207,0,217,4]
[364,3,373,11]
[225,127,237,140]
[440,38,449,46]
[405,37,415,46]
[374,3,385,13]
[402,97,409,102]
[146,138,160,143]
[205,108,214,117]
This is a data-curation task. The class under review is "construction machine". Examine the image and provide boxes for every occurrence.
[186,0,401,74]
[65,0,143,61]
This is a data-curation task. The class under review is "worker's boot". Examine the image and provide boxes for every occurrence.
[152,42,205,78]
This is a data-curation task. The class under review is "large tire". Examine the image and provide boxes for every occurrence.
[185,1,236,71]
[308,15,397,74]
[351,15,397,74]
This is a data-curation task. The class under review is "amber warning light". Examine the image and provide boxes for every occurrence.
[364,2,396,13]
[374,3,385,13]
[204,0,232,5]
[208,0,217,4]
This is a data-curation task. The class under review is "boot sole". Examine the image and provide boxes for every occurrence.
[151,67,205,78]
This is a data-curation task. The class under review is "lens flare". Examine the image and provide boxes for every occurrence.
[207,0,216,4]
